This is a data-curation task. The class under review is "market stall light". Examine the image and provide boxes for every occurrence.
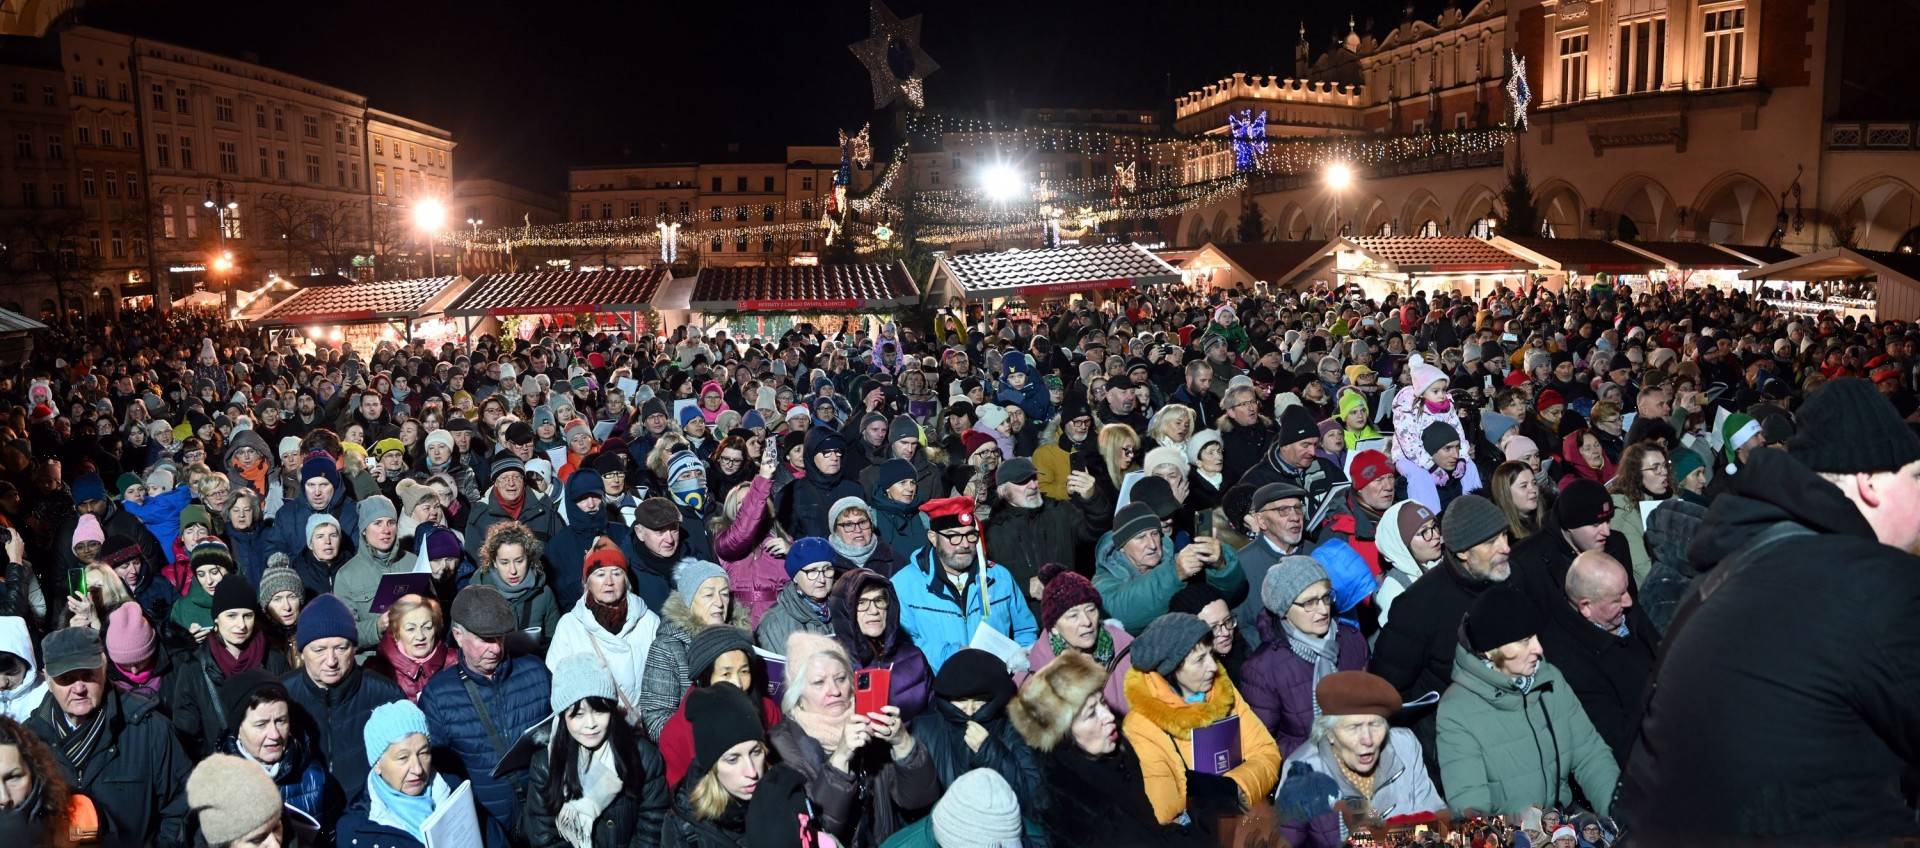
[412,198,446,232]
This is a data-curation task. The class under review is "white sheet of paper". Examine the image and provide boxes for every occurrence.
[544,445,569,469]
[1639,499,1665,528]
[422,780,479,848]
[616,377,639,396]
[969,622,1031,675]
[1347,438,1391,476]
[591,419,615,442]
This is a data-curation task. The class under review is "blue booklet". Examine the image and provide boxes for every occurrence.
[1191,716,1241,776]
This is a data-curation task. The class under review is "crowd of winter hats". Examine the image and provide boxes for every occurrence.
[1,283,1916,848]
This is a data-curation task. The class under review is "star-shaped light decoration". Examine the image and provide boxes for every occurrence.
[1227,108,1270,171]
[848,0,940,110]
[1506,49,1531,130]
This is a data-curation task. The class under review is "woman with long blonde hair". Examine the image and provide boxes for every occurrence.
[1096,423,1141,505]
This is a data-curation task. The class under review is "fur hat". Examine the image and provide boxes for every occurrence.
[1009,651,1109,751]
[186,754,284,846]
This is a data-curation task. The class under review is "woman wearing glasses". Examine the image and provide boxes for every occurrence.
[1604,442,1670,585]
[1374,501,1443,629]
[751,537,837,653]
[1238,557,1370,756]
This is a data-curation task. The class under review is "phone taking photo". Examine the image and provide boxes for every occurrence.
[855,668,892,716]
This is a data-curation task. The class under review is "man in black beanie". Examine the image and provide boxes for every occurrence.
[1621,378,1920,843]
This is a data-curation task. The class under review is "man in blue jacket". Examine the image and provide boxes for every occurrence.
[268,453,360,560]
[420,585,552,846]
[891,496,1039,672]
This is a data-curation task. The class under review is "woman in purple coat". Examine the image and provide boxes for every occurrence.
[828,567,933,722]
[1238,556,1370,756]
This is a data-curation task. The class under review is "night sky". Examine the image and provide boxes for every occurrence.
[77,0,1429,191]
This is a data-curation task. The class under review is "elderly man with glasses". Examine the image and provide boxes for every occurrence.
[890,496,1038,672]
[1233,481,1315,648]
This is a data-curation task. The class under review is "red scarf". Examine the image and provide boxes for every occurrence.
[377,636,455,701]
[209,633,267,678]
[496,487,525,520]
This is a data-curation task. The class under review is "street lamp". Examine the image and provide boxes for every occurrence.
[203,180,241,309]
[978,164,1025,204]
[464,218,483,275]
[413,198,446,276]
[1324,162,1354,236]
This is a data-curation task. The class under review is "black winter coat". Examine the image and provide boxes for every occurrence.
[1366,553,1496,784]
[1620,449,1920,842]
[26,690,190,847]
[985,488,1112,587]
[907,696,1047,844]
[166,638,291,757]
[281,664,405,806]
[521,722,668,848]
[1532,584,1657,766]
[1639,497,1708,637]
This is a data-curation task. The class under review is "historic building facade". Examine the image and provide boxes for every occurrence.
[1177,0,1919,260]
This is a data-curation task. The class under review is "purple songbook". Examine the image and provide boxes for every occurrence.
[1190,716,1241,776]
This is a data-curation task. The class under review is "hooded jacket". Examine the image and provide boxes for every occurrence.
[908,690,1047,835]
[544,469,628,609]
[1274,727,1445,848]
[0,616,46,721]
[637,593,751,739]
[546,592,662,717]
[995,351,1056,424]
[1120,666,1282,825]
[1435,637,1618,818]
[1092,528,1247,635]
[779,428,863,539]
[1620,449,1920,841]
[222,428,276,498]
[1374,500,1441,629]
[828,569,933,722]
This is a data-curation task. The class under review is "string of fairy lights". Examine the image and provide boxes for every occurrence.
[446,111,1513,253]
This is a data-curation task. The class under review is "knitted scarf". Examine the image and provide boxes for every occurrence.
[234,455,271,496]
[49,701,108,774]
[828,534,877,568]
[1050,626,1116,669]
[789,701,854,758]
[1281,620,1341,719]
[588,595,628,635]
[558,740,624,848]
[210,632,267,679]
[369,773,436,840]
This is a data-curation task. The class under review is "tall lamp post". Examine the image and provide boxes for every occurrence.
[413,198,445,277]
[204,180,240,310]
[1324,162,1353,237]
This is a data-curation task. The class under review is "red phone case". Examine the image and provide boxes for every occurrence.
[854,667,892,715]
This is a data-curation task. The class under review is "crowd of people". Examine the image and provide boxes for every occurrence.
[0,280,1914,848]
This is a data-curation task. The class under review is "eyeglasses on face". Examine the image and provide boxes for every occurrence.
[1260,502,1304,517]
[836,518,872,532]
[856,597,890,612]
[796,565,833,581]
[937,530,980,544]
[1292,593,1335,610]
[1207,618,1238,634]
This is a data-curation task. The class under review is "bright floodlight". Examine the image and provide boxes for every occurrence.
[1324,162,1354,191]
[412,198,446,232]
[979,165,1024,202]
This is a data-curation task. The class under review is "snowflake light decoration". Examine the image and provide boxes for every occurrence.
[1227,108,1270,171]
[1506,50,1532,130]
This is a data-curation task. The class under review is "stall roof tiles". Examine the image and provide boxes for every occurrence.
[1339,237,1533,272]
[0,308,47,334]
[1500,237,1661,273]
[257,276,462,326]
[939,243,1180,297]
[449,269,669,316]
[1618,240,1756,269]
[1205,240,1330,284]
[691,262,918,310]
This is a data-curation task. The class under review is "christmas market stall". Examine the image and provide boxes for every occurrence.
[1615,240,1761,292]
[444,269,670,342]
[1743,247,1920,321]
[927,242,1180,309]
[683,262,918,340]
[1180,240,1331,292]
[1322,236,1536,300]
[0,307,47,366]
[1489,236,1662,294]
[254,275,471,350]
